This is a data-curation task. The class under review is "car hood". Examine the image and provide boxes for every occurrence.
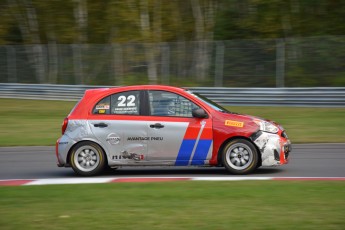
[213,110,284,131]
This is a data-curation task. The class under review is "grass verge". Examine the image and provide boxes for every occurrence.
[0,181,344,229]
[0,98,344,146]
[230,106,345,143]
[0,99,76,146]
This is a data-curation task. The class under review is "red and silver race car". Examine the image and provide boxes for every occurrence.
[56,85,291,176]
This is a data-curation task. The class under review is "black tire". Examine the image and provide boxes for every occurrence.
[222,139,259,175]
[70,141,106,176]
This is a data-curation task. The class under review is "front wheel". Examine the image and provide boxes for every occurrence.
[222,139,259,175]
[70,141,106,176]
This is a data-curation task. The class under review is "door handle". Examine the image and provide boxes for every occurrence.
[94,123,108,128]
[150,123,164,129]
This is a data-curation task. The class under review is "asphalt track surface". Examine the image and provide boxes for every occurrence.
[0,144,344,180]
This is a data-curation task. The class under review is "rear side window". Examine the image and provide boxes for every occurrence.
[93,91,140,115]
[111,91,140,115]
[93,97,111,114]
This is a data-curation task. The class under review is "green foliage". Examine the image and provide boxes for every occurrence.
[215,0,345,40]
[3,0,343,44]
[0,0,212,44]
[0,0,344,86]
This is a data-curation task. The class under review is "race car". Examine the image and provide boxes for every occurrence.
[56,85,291,176]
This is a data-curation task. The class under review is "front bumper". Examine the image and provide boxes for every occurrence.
[251,131,291,166]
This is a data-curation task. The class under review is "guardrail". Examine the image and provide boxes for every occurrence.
[1,83,345,107]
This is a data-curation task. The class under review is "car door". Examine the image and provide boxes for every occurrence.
[88,90,149,164]
[146,90,213,166]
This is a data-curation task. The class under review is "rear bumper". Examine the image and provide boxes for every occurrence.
[55,138,64,167]
[55,135,75,167]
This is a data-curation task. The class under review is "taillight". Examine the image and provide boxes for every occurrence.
[62,117,68,134]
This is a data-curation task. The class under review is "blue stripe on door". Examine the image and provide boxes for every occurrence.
[191,140,212,165]
[175,140,196,166]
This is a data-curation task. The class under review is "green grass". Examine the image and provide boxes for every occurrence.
[229,106,345,143]
[0,99,76,146]
[0,98,344,146]
[0,181,344,229]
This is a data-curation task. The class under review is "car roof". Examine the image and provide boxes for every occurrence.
[86,85,185,93]
[84,85,187,100]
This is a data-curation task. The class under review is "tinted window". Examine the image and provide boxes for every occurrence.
[93,96,111,114]
[149,91,199,117]
[93,91,140,115]
[111,91,140,115]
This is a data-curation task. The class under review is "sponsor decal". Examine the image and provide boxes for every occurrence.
[120,151,145,161]
[96,104,110,110]
[127,137,163,141]
[225,120,244,128]
[106,133,121,145]
[112,154,144,160]
[112,155,123,160]
[114,107,137,112]
[98,109,106,114]
[59,142,68,145]
[151,137,163,141]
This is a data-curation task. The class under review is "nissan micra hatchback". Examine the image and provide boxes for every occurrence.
[56,85,291,176]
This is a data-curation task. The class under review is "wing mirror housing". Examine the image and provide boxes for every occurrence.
[192,108,208,118]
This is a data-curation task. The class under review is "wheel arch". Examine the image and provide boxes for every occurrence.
[217,136,262,167]
[66,140,108,166]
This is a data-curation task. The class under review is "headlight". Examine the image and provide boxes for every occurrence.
[254,120,279,134]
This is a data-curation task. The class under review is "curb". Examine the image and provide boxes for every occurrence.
[1,177,345,186]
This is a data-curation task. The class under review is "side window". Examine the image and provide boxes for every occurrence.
[93,96,111,114]
[111,91,140,115]
[92,91,140,115]
[149,91,199,117]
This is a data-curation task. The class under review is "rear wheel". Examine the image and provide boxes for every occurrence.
[70,141,106,176]
[222,139,258,175]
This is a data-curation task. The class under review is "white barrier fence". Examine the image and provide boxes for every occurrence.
[1,83,345,107]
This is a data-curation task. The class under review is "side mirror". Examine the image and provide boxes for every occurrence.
[192,108,208,118]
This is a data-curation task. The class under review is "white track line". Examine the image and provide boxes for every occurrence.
[191,177,273,181]
[1,177,345,186]
[25,178,114,185]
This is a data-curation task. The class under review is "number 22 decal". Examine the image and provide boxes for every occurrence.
[118,95,136,107]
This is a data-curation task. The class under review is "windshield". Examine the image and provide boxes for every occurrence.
[187,91,231,113]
